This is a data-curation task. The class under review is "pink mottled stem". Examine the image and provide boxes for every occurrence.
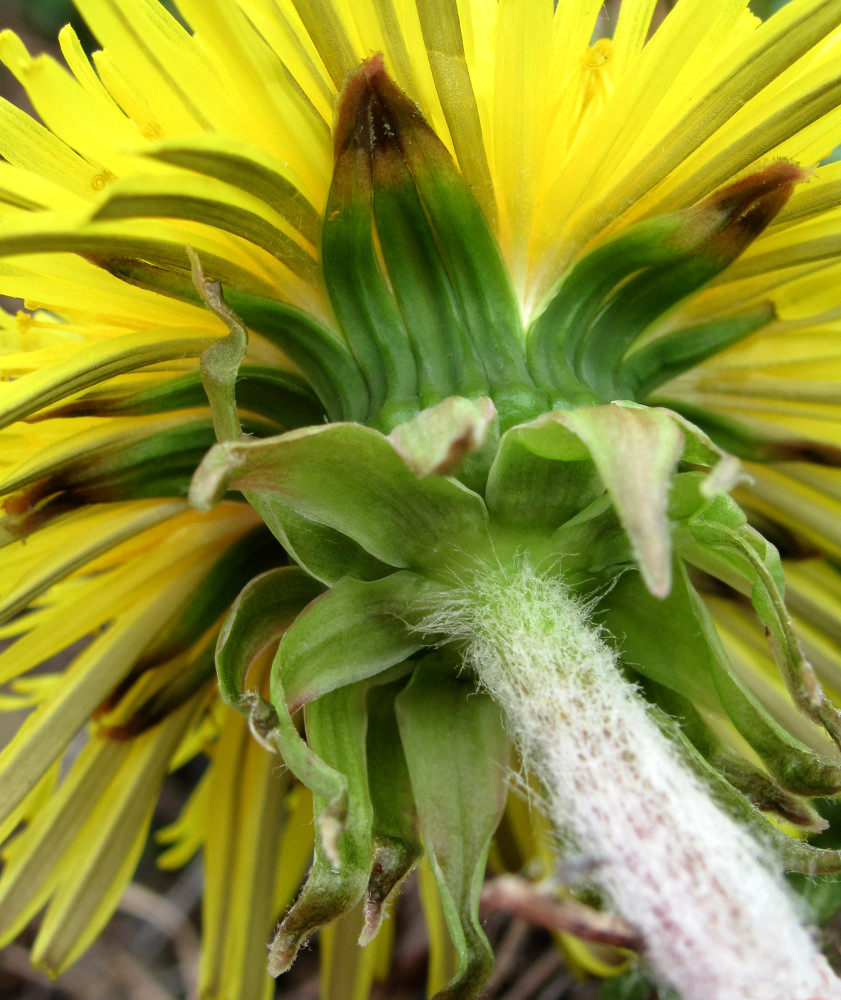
[424,562,841,1000]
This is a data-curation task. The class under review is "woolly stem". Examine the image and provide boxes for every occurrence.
[423,560,840,1000]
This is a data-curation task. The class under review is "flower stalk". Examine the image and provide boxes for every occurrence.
[421,558,841,1000]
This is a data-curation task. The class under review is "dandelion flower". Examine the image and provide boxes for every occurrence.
[4,2,841,999]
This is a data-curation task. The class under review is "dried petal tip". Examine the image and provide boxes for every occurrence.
[333,54,435,163]
[358,837,421,946]
[388,396,496,477]
[333,54,385,159]
[696,161,809,261]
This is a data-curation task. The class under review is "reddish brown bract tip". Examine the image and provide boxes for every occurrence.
[698,161,808,260]
[333,54,437,165]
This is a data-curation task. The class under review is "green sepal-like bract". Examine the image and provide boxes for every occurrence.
[388,396,496,479]
[39,364,321,429]
[549,494,634,585]
[276,572,435,713]
[104,254,369,423]
[214,565,324,733]
[488,402,702,596]
[215,558,435,857]
[358,61,488,411]
[485,425,603,537]
[330,57,545,430]
[188,276,396,580]
[190,246,249,443]
[642,678,828,833]
[214,563,353,880]
[526,210,692,405]
[652,699,841,874]
[324,63,420,429]
[616,304,775,401]
[601,560,841,796]
[681,505,841,754]
[396,654,510,1000]
[216,565,397,973]
[269,571,440,862]
[362,681,423,945]
[527,164,804,407]
[268,682,375,975]
[190,421,491,583]
[356,62,541,428]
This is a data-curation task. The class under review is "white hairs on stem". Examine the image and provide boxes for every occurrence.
[419,559,841,1000]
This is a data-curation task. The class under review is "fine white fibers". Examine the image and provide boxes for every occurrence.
[420,560,841,1000]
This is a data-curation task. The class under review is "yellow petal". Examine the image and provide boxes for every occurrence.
[30,697,200,975]
[0,507,253,684]
[199,695,309,1000]
[155,768,212,870]
[414,0,497,224]
[0,499,187,622]
[0,328,217,429]
[0,31,145,175]
[0,94,96,196]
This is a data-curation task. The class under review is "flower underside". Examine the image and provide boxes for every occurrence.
[172,61,841,1000]
[4,4,841,1000]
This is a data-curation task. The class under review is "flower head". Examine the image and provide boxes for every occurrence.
[4,1,841,998]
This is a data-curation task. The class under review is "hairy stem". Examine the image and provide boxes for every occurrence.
[423,560,840,1000]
